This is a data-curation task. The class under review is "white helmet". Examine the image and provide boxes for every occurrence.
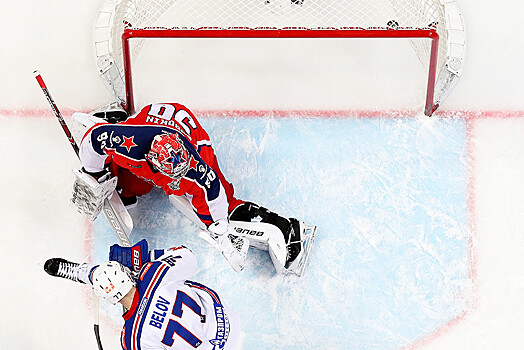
[91,261,136,304]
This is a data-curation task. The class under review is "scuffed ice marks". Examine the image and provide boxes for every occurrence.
[206,118,282,189]
[92,115,472,349]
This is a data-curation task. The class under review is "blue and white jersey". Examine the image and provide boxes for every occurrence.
[121,248,239,350]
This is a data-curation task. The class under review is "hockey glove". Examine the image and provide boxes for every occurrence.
[71,168,117,220]
[109,239,149,273]
[201,220,249,272]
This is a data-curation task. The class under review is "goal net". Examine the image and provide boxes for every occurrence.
[94,0,465,116]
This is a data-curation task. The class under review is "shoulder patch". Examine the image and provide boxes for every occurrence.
[140,262,153,281]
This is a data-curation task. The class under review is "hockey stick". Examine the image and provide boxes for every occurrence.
[33,70,133,245]
[33,70,132,350]
[33,71,79,155]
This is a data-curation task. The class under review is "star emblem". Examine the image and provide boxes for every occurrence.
[120,135,138,152]
[188,156,199,172]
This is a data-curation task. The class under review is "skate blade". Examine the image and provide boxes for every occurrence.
[284,224,317,277]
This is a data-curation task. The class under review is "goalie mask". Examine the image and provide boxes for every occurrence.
[92,261,135,305]
[146,133,190,179]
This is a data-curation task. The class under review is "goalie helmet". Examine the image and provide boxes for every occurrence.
[91,261,135,304]
[146,133,190,179]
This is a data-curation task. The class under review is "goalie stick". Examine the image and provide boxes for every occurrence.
[33,70,133,245]
[33,70,133,350]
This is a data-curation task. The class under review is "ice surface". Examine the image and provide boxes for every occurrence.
[3,0,524,348]
[3,111,524,349]
[90,114,471,349]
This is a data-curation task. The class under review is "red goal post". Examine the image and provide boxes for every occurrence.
[94,0,465,116]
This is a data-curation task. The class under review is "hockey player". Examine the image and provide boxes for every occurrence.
[44,239,241,350]
[71,102,316,275]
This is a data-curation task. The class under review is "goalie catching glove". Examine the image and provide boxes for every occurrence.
[200,220,249,272]
[71,168,117,220]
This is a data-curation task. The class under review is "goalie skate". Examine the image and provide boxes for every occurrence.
[284,219,317,276]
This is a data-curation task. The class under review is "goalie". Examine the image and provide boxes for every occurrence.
[71,102,316,276]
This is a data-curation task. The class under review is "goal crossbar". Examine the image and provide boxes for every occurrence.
[122,27,439,116]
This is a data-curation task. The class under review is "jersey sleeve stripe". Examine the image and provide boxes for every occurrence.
[185,280,222,305]
[195,212,213,224]
[131,264,169,350]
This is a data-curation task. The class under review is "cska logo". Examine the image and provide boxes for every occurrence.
[168,179,181,191]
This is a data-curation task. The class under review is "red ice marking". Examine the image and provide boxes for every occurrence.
[0,108,77,118]
[401,116,484,350]
[3,108,523,119]
[37,107,518,348]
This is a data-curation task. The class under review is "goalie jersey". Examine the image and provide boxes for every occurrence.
[122,247,240,350]
[78,103,242,226]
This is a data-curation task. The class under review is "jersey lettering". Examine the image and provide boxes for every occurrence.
[205,171,216,189]
[149,295,171,329]
[148,103,198,136]
[97,131,109,149]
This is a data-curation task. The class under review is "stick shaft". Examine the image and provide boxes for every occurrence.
[33,70,79,156]
[34,70,103,350]
[93,291,104,350]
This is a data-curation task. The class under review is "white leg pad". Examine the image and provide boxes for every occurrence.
[230,220,287,274]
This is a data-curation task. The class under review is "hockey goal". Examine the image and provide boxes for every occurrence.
[94,0,465,116]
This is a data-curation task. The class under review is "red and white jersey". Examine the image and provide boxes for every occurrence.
[121,247,240,350]
[78,103,241,225]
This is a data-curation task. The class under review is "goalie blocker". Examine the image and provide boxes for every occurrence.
[71,168,118,220]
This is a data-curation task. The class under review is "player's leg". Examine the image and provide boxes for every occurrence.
[229,202,317,276]
[44,258,98,285]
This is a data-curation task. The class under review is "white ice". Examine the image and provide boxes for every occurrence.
[1,0,524,349]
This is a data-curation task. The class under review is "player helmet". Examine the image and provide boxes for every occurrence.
[91,261,136,304]
[146,133,190,179]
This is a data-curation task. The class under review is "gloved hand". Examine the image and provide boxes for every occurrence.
[109,239,149,273]
[202,220,249,272]
[207,219,231,236]
[71,168,118,221]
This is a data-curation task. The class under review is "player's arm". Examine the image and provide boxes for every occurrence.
[186,174,230,227]
[150,247,198,281]
[79,126,110,174]
[110,239,198,281]
[71,126,118,220]
[184,172,249,272]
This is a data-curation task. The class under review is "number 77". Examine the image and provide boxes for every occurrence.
[161,290,205,348]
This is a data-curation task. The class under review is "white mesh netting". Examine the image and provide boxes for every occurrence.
[94,0,464,113]
[113,0,447,69]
